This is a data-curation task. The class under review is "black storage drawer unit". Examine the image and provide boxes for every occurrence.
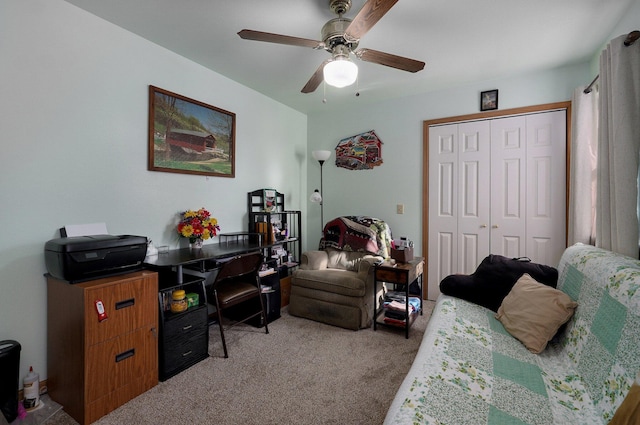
[159,305,208,381]
[157,274,209,381]
[163,305,208,341]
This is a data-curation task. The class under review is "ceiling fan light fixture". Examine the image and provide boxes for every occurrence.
[323,57,358,88]
[239,0,424,94]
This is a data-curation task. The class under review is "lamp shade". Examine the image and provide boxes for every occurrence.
[310,189,322,203]
[312,150,331,162]
[323,58,358,88]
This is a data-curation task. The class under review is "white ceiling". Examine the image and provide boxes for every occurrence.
[64,0,634,114]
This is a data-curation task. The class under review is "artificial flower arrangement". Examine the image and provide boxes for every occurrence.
[177,207,220,245]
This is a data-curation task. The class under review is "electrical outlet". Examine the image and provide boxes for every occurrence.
[397,204,404,214]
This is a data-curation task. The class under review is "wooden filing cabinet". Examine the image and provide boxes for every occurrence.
[47,271,158,425]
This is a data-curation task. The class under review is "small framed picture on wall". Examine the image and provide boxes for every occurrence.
[480,89,498,111]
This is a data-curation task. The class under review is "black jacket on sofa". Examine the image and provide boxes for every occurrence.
[439,254,559,312]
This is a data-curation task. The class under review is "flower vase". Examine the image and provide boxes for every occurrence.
[190,239,204,249]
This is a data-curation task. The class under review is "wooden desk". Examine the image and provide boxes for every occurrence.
[373,257,424,338]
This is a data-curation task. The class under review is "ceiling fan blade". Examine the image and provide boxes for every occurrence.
[238,29,324,49]
[355,48,425,73]
[301,60,330,93]
[344,0,399,41]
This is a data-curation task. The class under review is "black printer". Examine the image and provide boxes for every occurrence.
[45,234,148,283]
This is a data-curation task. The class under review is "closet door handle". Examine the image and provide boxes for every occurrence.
[480,224,487,228]
[492,225,499,229]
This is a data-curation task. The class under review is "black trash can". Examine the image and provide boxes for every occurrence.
[0,340,21,423]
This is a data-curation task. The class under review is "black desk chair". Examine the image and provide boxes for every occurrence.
[209,252,269,358]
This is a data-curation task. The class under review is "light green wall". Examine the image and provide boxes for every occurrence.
[0,0,307,383]
[2,0,639,387]
[305,0,640,283]
[588,0,640,75]
[306,62,590,251]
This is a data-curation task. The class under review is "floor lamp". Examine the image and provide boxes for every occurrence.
[310,150,331,233]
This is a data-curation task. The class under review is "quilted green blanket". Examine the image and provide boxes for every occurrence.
[384,244,640,424]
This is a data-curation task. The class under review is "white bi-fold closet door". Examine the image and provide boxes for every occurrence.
[427,109,566,300]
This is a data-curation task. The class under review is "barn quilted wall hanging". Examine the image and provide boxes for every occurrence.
[335,130,383,170]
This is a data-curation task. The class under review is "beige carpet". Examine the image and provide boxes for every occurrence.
[45,302,435,425]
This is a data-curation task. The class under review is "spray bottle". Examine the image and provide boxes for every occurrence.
[23,366,39,410]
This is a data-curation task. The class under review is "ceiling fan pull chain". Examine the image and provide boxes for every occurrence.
[323,80,327,104]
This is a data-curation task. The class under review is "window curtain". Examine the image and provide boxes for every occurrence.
[568,86,598,246]
[596,33,640,258]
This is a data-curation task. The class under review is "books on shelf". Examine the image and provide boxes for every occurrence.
[254,221,275,244]
[383,314,418,328]
[258,267,276,277]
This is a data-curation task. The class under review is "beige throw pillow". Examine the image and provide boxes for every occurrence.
[495,273,578,354]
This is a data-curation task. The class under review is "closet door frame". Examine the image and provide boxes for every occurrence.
[422,101,572,300]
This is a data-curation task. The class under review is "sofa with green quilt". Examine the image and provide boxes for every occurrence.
[384,243,640,424]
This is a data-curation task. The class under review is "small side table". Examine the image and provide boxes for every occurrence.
[373,257,424,338]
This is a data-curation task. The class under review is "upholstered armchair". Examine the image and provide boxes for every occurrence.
[288,216,391,330]
[289,248,382,330]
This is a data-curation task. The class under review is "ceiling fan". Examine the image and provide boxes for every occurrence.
[238,0,425,93]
